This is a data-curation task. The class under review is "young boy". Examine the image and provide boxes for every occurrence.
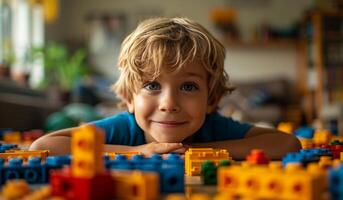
[30,17,301,159]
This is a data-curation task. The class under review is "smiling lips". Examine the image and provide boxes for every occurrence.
[152,120,187,128]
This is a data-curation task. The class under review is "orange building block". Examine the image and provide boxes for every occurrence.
[0,150,50,162]
[185,148,231,176]
[3,131,21,143]
[71,124,105,178]
[111,170,159,200]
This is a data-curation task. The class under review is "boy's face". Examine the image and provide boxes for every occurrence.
[127,62,215,143]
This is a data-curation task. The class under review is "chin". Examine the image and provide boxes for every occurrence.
[154,136,184,143]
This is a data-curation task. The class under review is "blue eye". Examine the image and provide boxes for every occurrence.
[143,81,161,91]
[181,82,199,92]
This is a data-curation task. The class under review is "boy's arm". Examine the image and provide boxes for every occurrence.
[29,128,74,155]
[30,128,186,156]
[188,127,301,160]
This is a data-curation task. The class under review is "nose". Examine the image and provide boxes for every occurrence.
[159,90,181,113]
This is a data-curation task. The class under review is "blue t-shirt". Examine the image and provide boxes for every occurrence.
[91,111,252,145]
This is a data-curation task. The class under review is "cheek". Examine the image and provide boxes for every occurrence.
[182,97,208,116]
[134,95,155,115]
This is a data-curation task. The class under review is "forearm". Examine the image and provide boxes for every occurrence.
[189,133,301,160]
[29,135,71,156]
[104,144,136,153]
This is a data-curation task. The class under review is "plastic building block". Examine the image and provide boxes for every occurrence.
[185,148,231,176]
[50,168,114,200]
[277,122,295,134]
[1,179,31,200]
[282,148,332,167]
[108,153,184,193]
[111,170,159,200]
[0,143,18,153]
[294,127,314,139]
[299,138,314,149]
[3,131,21,143]
[189,193,211,200]
[165,194,187,200]
[246,149,269,165]
[0,154,71,186]
[0,150,50,161]
[22,185,52,200]
[318,156,333,168]
[0,128,12,139]
[200,160,231,185]
[201,161,217,185]
[50,124,114,200]
[71,124,105,178]
[328,145,343,159]
[0,157,49,185]
[160,154,184,193]
[22,130,44,143]
[329,164,343,200]
[104,151,142,160]
[313,130,332,146]
[218,163,327,200]
[46,155,72,167]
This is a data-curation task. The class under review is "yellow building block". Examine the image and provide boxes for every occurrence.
[22,186,52,200]
[165,194,187,200]
[185,148,231,176]
[0,150,50,162]
[217,163,327,200]
[1,179,30,200]
[299,138,313,149]
[318,156,332,169]
[111,170,159,200]
[104,152,142,160]
[189,193,211,200]
[71,124,105,178]
[313,130,332,146]
[277,122,295,134]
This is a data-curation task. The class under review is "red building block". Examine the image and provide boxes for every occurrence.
[246,149,269,165]
[50,169,114,200]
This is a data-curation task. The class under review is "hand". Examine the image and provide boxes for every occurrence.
[133,142,186,156]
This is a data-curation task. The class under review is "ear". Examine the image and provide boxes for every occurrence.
[206,104,216,114]
[206,98,219,114]
[126,100,134,113]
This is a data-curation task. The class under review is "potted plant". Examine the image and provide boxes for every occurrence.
[30,42,90,103]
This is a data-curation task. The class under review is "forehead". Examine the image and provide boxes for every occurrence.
[170,62,207,79]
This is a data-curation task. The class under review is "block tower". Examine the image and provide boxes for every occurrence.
[50,124,113,200]
[71,125,105,178]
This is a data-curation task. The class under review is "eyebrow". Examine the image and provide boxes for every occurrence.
[184,72,206,80]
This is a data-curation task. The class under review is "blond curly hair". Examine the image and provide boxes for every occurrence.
[112,17,234,111]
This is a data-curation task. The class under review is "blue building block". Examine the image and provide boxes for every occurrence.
[108,153,184,193]
[282,148,332,167]
[294,127,315,139]
[0,157,47,185]
[0,143,18,153]
[0,155,71,186]
[329,164,343,200]
[46,155,71,167]
[160,154,184,193]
